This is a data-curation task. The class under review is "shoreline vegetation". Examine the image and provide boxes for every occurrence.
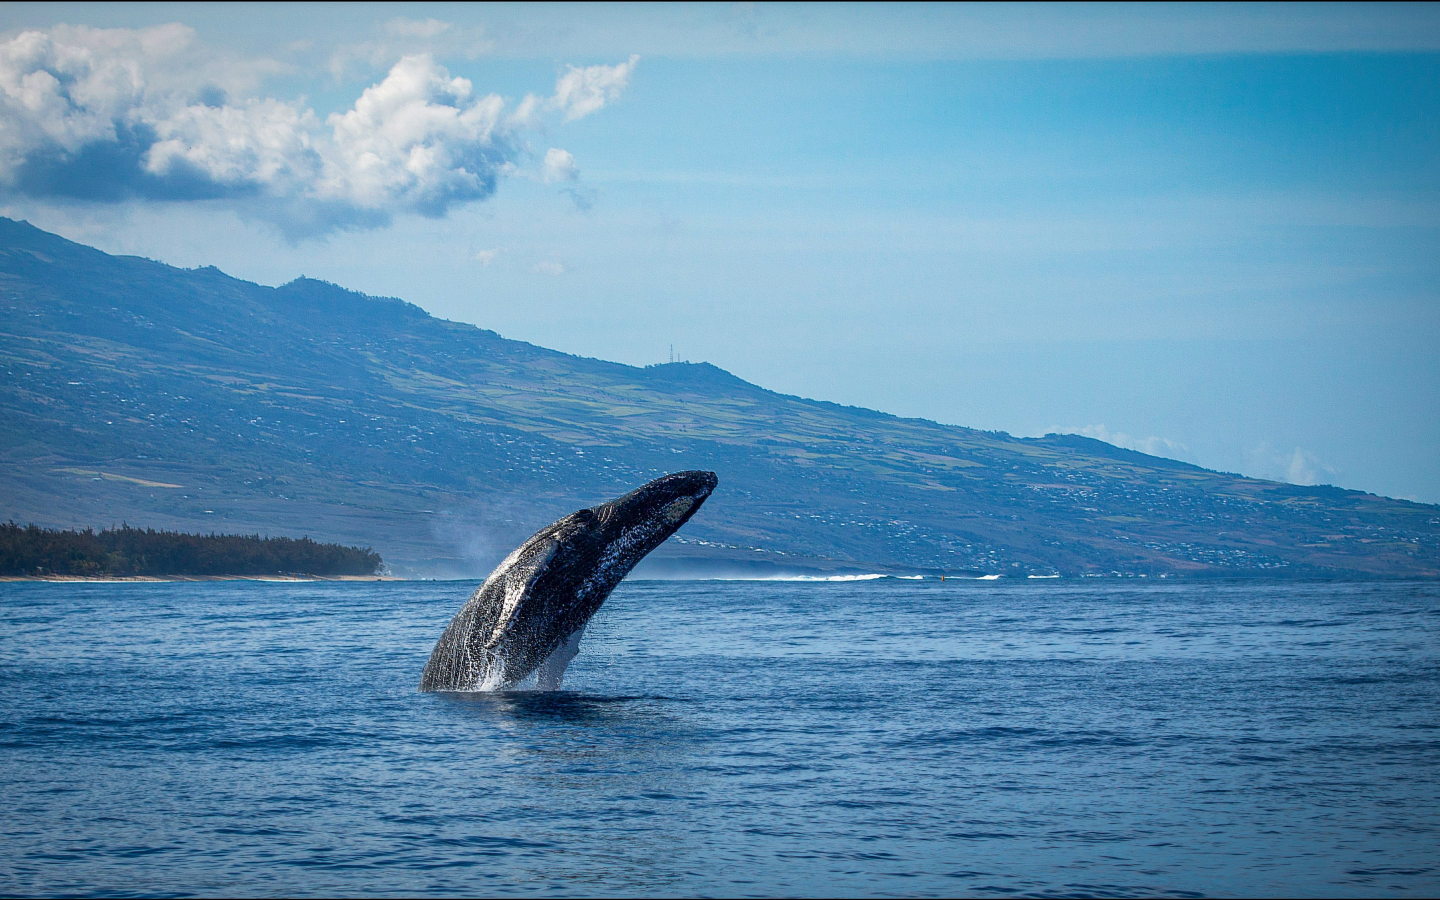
[1,522,384,578]
[0,574,397,582]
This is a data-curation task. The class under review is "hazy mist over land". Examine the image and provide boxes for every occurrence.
[0,3,1437,505]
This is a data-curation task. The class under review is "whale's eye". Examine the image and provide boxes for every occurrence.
[661,497,694,523]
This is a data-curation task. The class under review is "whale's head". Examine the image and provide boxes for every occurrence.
[587,468,717,557]
[465,471,717,677]
[546,469,718,597]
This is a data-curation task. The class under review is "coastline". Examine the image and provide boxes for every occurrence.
[0,574,401,583]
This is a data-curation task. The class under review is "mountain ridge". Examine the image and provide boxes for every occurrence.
[2,217,1437,578]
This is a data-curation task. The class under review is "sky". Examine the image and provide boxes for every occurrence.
[1,3,1437,502]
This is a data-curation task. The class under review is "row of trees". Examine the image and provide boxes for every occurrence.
[0,523,383,577]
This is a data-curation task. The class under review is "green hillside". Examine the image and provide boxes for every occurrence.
[1,217,1436,577]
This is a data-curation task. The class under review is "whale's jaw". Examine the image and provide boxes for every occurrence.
[419,471,717,692]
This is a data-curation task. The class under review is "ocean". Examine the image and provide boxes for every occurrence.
[1,578,1436,897]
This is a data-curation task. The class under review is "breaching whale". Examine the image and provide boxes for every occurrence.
[419,470,718,692]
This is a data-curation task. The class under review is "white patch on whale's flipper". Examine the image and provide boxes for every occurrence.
[535,624,585,691]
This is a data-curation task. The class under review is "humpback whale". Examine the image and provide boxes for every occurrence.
[419,471,718,692]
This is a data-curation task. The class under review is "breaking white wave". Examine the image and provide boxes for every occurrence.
[742,573,928,582]
[774,573,886,582]
[640,572,931,582]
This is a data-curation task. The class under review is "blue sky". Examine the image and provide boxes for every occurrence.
[2,3,1437,501]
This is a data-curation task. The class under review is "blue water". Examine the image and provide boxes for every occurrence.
[1,579,1437,898]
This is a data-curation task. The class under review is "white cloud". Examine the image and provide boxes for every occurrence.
[474,247,502,266]
[328,18,493,83]
[407,5,1440,60]
[144,99,320,190]
[530,259,565,276]
[321,54,508,215]
[0,25,282,177]
[1244,442,1337,487]
[542,148,578,183]
[541,148,596,210]
[0,25,637,236]
[551,54,638,121]
[1064,425,1196,463]
[1053,428,1340,488]
[384,18,452,40]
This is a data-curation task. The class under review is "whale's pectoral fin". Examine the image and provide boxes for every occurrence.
[535,624,586,691]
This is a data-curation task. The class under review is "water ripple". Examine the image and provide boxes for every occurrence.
[0,578,1436,897]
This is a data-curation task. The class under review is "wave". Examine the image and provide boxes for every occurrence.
[750,573,926,582]
[769,573,887,582]
[729,573,1032,582]
[642,572,954,583]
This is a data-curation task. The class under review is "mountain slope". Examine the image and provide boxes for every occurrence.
[2,218,1437,577]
